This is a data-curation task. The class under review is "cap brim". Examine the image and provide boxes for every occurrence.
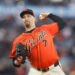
[20,11,34,18]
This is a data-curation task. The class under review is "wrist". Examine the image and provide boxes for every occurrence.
[48,13,53,18]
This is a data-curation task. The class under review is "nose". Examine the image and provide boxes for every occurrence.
[25,16,28,21]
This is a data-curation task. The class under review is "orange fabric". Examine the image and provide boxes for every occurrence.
[41,22,59,35]
[24,9,28,12]
[10,23,59,68]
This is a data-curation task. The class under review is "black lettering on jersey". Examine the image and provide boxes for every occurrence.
[36,35,43,42]
[26,39,36,55]
[42,40,47,47]
[31,40,36,47]
[36,31,47,42]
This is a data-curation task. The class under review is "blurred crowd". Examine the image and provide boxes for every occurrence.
[0,0,75,6]
[0,0,75,75]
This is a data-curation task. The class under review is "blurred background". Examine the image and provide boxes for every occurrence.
[0,0,75,75]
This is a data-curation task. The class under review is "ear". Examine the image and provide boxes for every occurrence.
[34,17,36,21]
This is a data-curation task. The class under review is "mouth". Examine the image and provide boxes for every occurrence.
[26,24,31,28]
[24,21,31,28]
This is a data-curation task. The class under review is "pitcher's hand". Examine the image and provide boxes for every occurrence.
[39,13,49,21]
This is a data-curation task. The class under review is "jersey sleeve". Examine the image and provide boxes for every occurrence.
[9,40,17,58]
[41,22,59,35]
[48,13,66,31]
[9,34,24,58]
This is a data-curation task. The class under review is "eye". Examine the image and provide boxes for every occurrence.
[27,15,30,17]
[22,16,25,19]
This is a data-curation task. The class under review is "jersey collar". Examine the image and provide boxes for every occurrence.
[25,28,36,33]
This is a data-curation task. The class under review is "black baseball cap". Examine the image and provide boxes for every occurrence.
[20,9,35,18]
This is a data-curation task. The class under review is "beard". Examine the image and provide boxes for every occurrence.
[24,21,31,28]
[26,24,31,28]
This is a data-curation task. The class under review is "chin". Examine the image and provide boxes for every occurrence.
[26,24,31,28]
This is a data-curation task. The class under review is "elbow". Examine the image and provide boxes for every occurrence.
[58,20,67,31]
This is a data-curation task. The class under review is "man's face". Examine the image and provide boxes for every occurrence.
[22,14,35,28]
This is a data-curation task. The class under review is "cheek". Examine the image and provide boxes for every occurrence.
[29,19,32,22]
[22,19,25,22]
[31,18,35,22]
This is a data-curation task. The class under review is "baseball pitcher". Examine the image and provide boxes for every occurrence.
[9,9,66,75]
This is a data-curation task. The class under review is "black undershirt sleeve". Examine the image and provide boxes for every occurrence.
[48,13,66,31]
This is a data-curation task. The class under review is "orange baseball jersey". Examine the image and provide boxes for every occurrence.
[10,22,59,68]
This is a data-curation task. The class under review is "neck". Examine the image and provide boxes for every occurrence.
[25,24,36,32]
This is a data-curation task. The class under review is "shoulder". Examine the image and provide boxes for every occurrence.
[13,33,24,44]
[40,23,58,28]
[39,24,48,29]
